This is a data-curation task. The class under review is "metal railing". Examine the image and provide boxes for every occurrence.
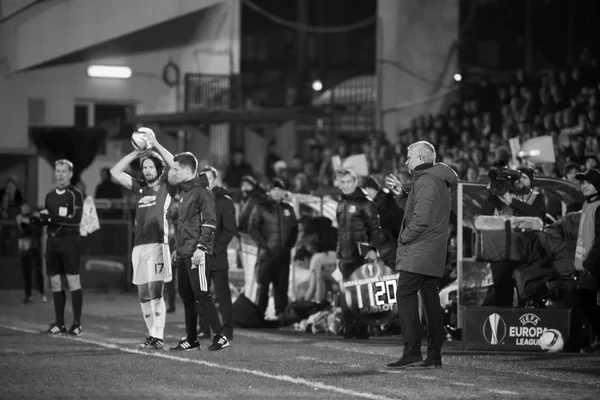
[312,76,377,136]
[184,73,242,112]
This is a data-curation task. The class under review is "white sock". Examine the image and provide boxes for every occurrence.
[151,297,166,340]
[141,301,153,336]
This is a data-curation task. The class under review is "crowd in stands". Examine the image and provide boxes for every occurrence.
[2,50,599,216]
[224,49,600,195]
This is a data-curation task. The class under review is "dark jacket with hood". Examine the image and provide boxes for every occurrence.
[248,197,298,262]
[175,174,217,257]
[207,186,238,270]
[336,187,385,264]
[395,162,458,277]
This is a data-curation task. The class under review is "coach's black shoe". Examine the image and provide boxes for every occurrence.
[208,334,230,351]
[418,358,442,369]
[149,337,164,350]
[22,296,32,304]
[45,322,66,335]
[170,338,200,351]
[67,323,82,336]
[386,355,424,369]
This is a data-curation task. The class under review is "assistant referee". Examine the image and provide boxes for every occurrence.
[42,159,84,336]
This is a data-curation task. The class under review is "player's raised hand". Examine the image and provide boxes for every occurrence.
[137,127,156,147]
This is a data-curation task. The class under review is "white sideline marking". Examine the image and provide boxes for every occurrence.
[452,382,475,387]
[237,329,307,343]
[2,324,397,400]
[297,355,362,368]
[488,389,519,395]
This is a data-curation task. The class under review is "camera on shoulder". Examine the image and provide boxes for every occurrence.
[487,167,522,196]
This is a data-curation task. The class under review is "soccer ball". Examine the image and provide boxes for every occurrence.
[539,329,564,352]
[131,132,150,150]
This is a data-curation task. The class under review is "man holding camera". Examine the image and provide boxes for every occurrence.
[481,165,546,306]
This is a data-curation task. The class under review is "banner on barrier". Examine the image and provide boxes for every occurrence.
[339,260,399,325]
[462,307,571,351]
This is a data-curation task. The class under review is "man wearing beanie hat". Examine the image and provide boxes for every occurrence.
[517,166,535,185]
[248,178,298,319]
[574,168,600,351]
[480,165,547,307]
[269,178,286,191]
[241,175,257,187]
[361,176,381,193]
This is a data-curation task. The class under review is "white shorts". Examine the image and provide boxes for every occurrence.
[132,243,172,285]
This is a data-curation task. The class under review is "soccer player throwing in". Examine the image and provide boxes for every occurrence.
[110,128,175,350]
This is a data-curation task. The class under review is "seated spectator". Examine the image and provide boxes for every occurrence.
[0,177,24,219]
[290,173,310,194]
[585,156,599,170]
[303,248,337,304]
[564,163,581,184]
[300,216,338,304]
[224,149,254,189]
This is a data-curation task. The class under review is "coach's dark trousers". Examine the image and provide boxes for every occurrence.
[396,271,444,361]
[176,257,222,341]
[199,269,234,339]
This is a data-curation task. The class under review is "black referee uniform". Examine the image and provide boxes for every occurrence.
[45,185,84,328]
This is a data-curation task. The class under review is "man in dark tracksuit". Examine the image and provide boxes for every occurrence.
[248,178,298,318]
[336,169,386,339]
[385,141,458,369]
[167,152,229,352]
[198,166,237,340]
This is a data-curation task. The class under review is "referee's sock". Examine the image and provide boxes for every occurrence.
[71,289,83,325]
[151,297,166,340]
[52,290,66,326]
[140,300,154,336]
